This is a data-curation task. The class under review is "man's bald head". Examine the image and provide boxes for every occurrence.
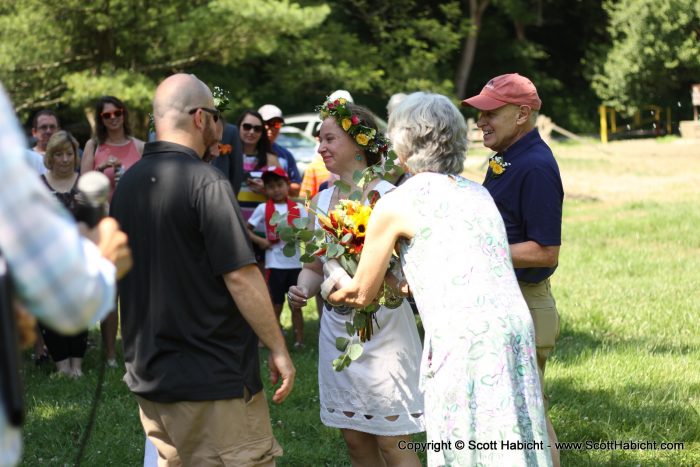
[151,74,218,156]
[153,74,213,131]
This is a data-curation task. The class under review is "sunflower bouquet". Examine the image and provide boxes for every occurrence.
[271,161,403,371]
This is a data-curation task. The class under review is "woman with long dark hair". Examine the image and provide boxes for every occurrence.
[236,109,282,222]
[80,95,144,367]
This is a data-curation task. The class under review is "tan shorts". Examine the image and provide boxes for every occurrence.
[519,279,560,401]
[136,389,282,467]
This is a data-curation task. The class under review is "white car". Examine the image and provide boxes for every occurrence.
[276,126,318,176]
[285,112,388,139]
[284,113,323,139]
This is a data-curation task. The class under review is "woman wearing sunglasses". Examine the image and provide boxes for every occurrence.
[81,96,144,195]
[80,95,144,368]
[236,109,283,222]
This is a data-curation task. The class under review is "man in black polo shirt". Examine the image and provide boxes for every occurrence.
[463,73,564,467]
[112,73,295,465]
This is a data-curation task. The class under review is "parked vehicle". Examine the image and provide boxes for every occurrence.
[277,126,318,176]
[285,112,387,139]
[284,113,323,139]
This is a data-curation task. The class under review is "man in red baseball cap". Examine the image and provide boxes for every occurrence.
[463,73,563,467]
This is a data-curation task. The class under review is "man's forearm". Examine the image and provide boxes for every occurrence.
[224,264,286,351]
[510,241,560,268]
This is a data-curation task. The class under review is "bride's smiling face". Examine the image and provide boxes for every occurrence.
[317,118,362,174]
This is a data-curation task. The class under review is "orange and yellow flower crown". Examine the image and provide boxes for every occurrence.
[317,98,389,157]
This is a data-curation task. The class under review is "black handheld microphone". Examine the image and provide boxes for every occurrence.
[74,171,110,228]
[0,253,24,427]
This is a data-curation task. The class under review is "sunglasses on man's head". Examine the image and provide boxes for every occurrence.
[242,123,263,133]
[188,107,220,123]
[100,109,124,120]
[265,120,283,130]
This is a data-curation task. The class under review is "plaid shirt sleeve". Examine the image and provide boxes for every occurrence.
[0,85,116,334]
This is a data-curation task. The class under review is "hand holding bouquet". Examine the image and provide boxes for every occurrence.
[271,160,404,371]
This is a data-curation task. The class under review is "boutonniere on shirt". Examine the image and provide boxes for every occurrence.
[488,154,511,178]
[218,143,232,155]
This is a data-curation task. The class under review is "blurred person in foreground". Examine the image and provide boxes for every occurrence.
[258,104,301,196]
[37,131,89,377]
[0,84,131,467]
[112,73,295,466]
[326,92,552,466]
[463,73,563,467]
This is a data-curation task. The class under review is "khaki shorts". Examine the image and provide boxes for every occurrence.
[137,389,282,467]
[519,278,560,403]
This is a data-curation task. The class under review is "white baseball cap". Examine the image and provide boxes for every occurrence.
[258,104,284,122]
[328,89,354,103]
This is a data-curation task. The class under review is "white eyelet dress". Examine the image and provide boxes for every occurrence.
[316,180,425,436]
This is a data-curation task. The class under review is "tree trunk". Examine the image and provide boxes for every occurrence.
[454,0,490,100]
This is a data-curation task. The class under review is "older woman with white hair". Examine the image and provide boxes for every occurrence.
[327,92,553,466]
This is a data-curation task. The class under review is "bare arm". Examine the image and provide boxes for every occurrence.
[287,260,323,309]
[246,224,270,250]
[328,195,412,308]
[286,192,324,308]
[80,139,96,174]
[223,264,295,403]
[288,183,301,198]
[509,241,559,268]
[133,137,146,155]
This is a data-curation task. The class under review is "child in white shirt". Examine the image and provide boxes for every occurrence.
[247,166,307,348]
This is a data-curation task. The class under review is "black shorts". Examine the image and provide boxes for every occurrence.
[267,268,301,305]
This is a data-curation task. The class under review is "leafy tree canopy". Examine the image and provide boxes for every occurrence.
[589,0,700,113]
[0,0,329,121]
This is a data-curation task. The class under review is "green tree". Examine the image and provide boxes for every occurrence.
[453,0,544,99]
[251,0,469,117]
[589,0,700,113]
[0,0,329,132]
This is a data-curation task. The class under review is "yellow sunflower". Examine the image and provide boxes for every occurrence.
[349,205,372,237]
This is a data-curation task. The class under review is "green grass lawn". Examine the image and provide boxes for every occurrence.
[18,143,700,466]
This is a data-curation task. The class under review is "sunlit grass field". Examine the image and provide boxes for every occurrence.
[18,139,700,466]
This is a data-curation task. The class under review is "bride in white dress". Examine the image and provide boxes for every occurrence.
[288,101,424,466]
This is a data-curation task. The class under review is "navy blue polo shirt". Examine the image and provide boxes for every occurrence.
[483,128,563,283]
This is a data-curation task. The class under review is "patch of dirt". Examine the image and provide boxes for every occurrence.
[463,138,700,205]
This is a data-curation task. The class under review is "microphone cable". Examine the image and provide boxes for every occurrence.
[73,344,107,466]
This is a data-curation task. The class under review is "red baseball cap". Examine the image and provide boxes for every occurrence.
[462,73,542,111]
[260,166,289,181]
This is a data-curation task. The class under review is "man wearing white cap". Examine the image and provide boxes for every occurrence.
[258,104,301,196]
[463,73,563,467]
[327,89,354,103]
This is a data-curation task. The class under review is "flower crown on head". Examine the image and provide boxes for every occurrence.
[317,97,389,157]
